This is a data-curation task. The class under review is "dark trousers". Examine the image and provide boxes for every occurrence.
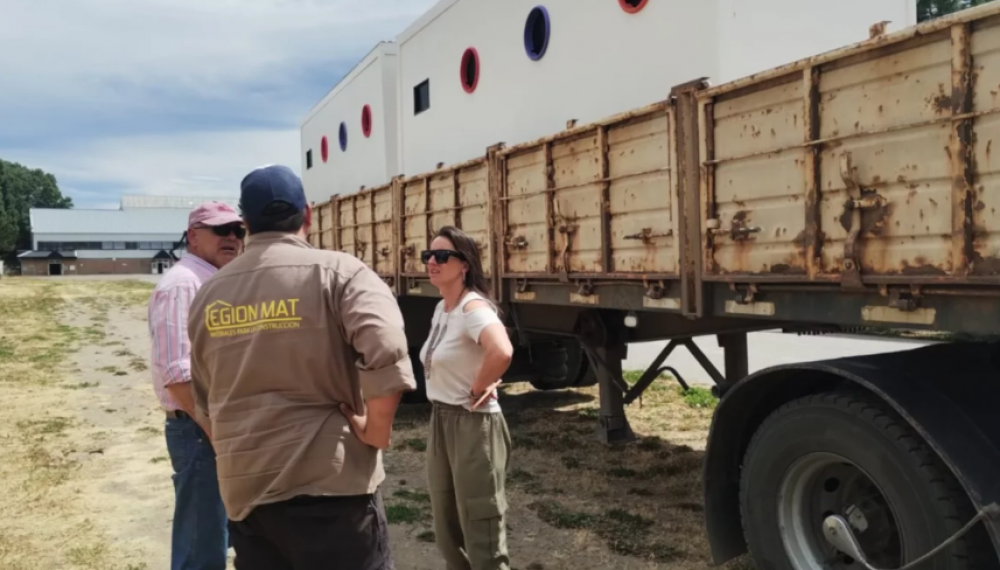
[228,490,394,570]
[165,413,229,570]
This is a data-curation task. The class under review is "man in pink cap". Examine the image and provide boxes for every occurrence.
[147,200,244,570]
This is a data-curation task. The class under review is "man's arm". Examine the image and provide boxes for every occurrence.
[150,284,212,437]
[336,266,416,450]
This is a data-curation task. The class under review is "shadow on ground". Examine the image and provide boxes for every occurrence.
[388,381,755,569]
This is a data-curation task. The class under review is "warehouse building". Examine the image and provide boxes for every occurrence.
[17,195,238,276]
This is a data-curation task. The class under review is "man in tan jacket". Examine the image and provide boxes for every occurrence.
[188,164,416,570]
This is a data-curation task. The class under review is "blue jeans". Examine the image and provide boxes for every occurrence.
[165,414,229,570]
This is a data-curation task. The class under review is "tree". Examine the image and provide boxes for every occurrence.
[0,158,73,260]
[918,0,992,22]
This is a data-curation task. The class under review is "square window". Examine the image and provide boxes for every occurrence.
[414,79,430,115]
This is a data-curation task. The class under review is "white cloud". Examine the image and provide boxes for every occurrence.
[0,0,441,207]
[1,0,435,101]
[3,128,302,204]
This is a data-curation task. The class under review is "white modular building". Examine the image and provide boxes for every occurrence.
[393,0,917,175]
[299,0,916,197]
[300,42,401,205]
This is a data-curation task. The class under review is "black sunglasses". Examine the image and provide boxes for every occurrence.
[198,223,246,239]
[420,249,465,264]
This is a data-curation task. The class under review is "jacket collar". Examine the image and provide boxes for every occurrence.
[245,231,314,250]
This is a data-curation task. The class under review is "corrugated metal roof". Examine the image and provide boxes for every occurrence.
[75,250,166,259]
[18,249,178,260]
[29,208,194,235]
[18,250,76,259]
[120,195,239,210]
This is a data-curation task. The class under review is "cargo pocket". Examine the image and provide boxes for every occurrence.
[464,494,509,570]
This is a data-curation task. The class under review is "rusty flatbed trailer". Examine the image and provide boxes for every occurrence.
[309,5,1000,569]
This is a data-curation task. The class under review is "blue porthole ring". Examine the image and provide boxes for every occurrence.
[339,122,347,151]
[524,6,551,61]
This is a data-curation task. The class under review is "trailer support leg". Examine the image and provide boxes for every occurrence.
[595,341,635,445]
[717,332,748,397]
[574,310,634,446]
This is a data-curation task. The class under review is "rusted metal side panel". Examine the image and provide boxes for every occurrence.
[317,200,336,251]
[455,162,493,277]
[499,104,679,278]
[398,158,491,277]
[354,192,375,267]
[501,148,549,273]
[401,178,428,275]
[818,34,955,280]
[336,197,356,258]
[371,184,395,281]
[306,202,321,247]
[552,132,602,274]
[697,11,1000,285]
[704,76,809,277]
[608,109,678,274]
[971,17,1000,276]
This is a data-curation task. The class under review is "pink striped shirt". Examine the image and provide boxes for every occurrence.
[147,253,218,411]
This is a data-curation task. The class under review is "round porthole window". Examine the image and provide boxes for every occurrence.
[339,122,347,151]
[460,47,480,93]
[320,136,329,162]
[619,0,648,13]
[524,6,551,61]
[361,104,372,138]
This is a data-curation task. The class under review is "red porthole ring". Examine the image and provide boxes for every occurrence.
[361,104,372,138]
[619,0,648,13]
[460,47,479,93]
[320,136,329,162]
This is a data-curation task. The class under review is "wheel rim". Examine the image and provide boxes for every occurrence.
[778,452,903,569]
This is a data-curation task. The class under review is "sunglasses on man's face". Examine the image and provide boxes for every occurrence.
[420,249,465,264]
[199,223,246,239]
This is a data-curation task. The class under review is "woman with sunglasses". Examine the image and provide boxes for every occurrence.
[419,226,514,570]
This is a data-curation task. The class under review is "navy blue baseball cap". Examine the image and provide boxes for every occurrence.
[238,164,307,222]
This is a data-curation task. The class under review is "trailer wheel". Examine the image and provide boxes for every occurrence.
[527,339,590,391]
[739,390,990,570]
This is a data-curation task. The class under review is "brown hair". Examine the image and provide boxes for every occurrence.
[435,226,495,308]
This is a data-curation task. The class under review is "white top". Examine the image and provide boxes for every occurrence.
[419,291,504,413]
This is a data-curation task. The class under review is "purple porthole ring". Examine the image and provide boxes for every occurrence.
[524,6,551,61]
[339,122,347,151]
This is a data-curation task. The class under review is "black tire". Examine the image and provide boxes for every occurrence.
[739,389,992,570]
[527,339,589,391]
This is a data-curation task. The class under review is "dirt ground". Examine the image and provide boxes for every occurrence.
[0,277,755,570]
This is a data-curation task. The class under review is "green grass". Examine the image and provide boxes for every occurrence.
[385,503,428,524]
[387,486,433,524]
[679,386,719,409]
[402,438,427,452]
[622,369,720,410]
[16,417,74,438]
[392,489,430,503]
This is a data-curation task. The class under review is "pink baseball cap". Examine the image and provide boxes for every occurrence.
[188,201,243,228]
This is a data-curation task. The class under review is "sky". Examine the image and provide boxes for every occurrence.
[0,0,439,209]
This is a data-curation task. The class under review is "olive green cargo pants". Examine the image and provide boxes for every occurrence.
[427,402,512,570]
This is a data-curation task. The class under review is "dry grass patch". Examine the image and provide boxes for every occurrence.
[385,371,756,569]
[0,278,156,569]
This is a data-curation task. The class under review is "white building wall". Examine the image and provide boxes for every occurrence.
[395,0,915,176]
[33,233,180,249]
[300,42,400,205]
[715,0,917,82]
